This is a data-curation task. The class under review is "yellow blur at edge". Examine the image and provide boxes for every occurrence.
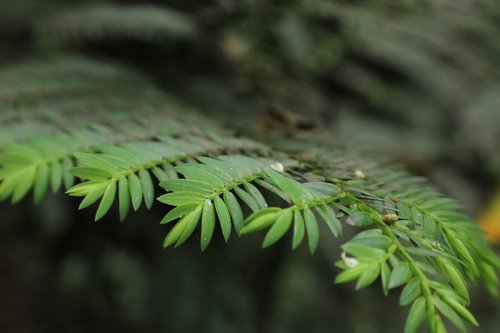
[479,192,500,244]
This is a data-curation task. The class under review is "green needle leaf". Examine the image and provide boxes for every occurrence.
[241,208,280,234]
[12,166,36,203]
[128,173,143,211]
[404,297,426,333]
[441,259,470,303]
[244,182,267,209]
[449,237,479,277]
[399,278,422,306]
[151,166,169,182]
[214,195,231,242]
[164,215,190,248]
[34,164,49,204]
[423,215,438,239]
[71,167,112,181]
[118,177,130,222]
[95,181,117,221]
[356,263,381,290]
[160,179,213,193]
[346,212,373,227]
[164,207,203,248]
[160,203,199,224]
[442,296,479,327]
[224,191,244,234]
[381,261,391,296]
[335,264,369,284]
[343,243,386,261]
[157,191,206,206]
[265,169,312,204]
[201,200,216,251]
[262,208,293,248]
[292,209,305,250]
[234,186,260,212]
[0,174,21,201]
[139,169,154,209]
[434,299,467,332]
[389,262,413,289]
[304,207,319,254]
[78,182,108,209]
[175,206,203,247]
[50,161,63,193]
[62,158,75,190]
[175,164,225,188]
[315,205,342,237]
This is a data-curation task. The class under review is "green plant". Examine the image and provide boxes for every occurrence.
[1,57,498,333]
[1,1,499,333]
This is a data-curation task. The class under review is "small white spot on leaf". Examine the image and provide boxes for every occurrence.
[271,162,284,172]
[341,251,359,268]
[354,170,366,179]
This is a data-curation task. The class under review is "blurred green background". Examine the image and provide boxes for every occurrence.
[1,0,499,332]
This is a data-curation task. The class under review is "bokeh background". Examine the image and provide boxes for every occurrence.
[1,0,499,332]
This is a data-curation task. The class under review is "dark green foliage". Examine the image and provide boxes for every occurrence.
[1,1,499,332]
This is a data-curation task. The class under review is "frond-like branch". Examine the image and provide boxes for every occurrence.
[0,57,258,204]
[36,4,197,43]
[68,139,266,222]
[0,54,498,333]
[158,155,293,250]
